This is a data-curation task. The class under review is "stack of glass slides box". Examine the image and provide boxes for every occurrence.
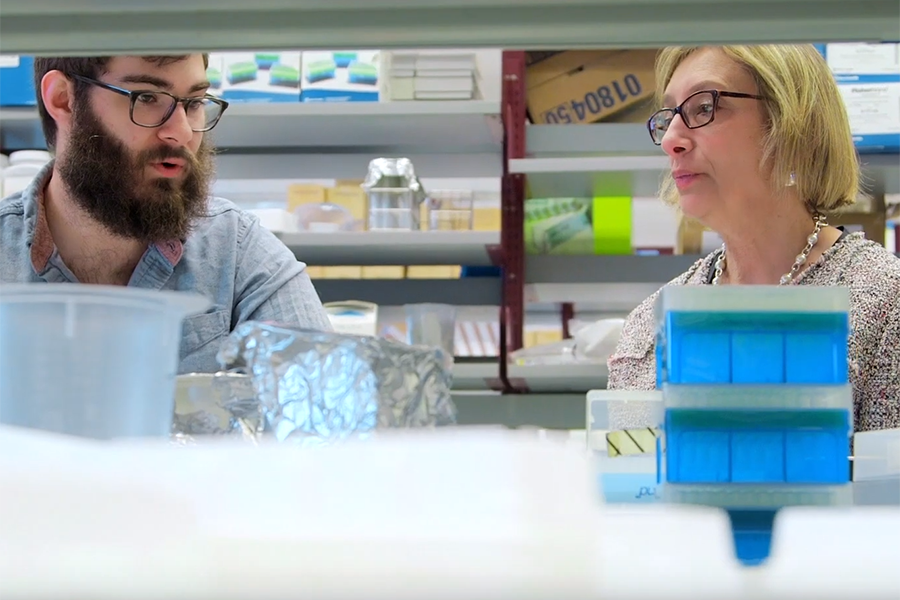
[655,285,853,564]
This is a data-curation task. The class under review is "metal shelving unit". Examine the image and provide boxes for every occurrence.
[2,0,898,422]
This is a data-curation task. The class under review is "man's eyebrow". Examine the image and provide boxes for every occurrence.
[118,74,210,95]
[119,74,173,90]
[188,80,211,94]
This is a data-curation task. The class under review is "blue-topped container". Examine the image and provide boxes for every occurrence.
[656,286,850,386]
[654,286,854,565]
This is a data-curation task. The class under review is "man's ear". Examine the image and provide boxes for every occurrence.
[41,70,76,134]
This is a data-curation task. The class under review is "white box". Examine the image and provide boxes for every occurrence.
[826,43,900,76]
[211,51,301,103]
[301,50,381,102]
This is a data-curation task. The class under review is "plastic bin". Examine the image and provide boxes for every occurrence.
[0,284,209,440]
[586,389,663,503]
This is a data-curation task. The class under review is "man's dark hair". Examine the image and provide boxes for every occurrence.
[33,54,210,150]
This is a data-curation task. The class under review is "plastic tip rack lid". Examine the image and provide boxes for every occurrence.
[657,285,851,314]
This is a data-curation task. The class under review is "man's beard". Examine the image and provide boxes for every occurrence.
[57,100,216,243]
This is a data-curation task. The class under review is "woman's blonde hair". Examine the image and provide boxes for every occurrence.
[655,45,860,213]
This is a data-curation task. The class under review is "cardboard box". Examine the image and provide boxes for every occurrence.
[406,266,461,279]
[526,50,659,125]
[301,50,380,102]
[326,186,368,230]
[0,55,36,106]
[287,184,327,212]
[362,266,406,279]
[321,266,363,279]
[211,52,301,103]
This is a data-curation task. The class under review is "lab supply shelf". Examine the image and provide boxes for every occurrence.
[279,230,500,266]
[215,151,503,180]
[508,362,608,393]
[451,391,586,430]
[526,254,701,284]
[526,123,659,156]
[214,101,502,152]
[509,155,668,174]
[522,254,704,317]
[0,101,503,156]
[313,277,501,306]
[3,0,898,54]
[452,361,607,394]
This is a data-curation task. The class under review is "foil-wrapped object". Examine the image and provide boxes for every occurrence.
[362,157,427,230]
[216,322,456,444]
[171,372,264,443]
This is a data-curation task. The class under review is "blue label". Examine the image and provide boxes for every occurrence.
[542,72,647,124]
[599,473,661,503]
[853,133,900,153]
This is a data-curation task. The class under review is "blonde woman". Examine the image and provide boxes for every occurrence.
[607,45,900,432]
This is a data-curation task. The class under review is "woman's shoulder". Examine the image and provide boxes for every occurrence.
[819,232,900,307]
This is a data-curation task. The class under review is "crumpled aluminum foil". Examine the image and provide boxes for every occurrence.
[215,322,456,445]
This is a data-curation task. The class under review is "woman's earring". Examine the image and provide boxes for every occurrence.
[786,171,797,187]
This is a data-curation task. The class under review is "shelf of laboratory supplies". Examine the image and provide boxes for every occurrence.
[279,231,500,266]
[215,151,503,179]
[313,277,501,306]
[452,360,607,393]
[0,101,503,155]
[452,360,503,391]
[2,0,898,54]
[510,154,667,198]
[509,155,669,174]
[525,283,665,308]
[527,254,701,284]
[451,391,588,429]
[523,252,703,309]
[213,101,502,153]
[509,362,608,393]
[526,123,660,156]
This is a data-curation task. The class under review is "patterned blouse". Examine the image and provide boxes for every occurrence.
[607,232,900,432]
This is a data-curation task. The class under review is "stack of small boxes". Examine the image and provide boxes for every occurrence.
[385,51,479,101]
[654,286,853,561]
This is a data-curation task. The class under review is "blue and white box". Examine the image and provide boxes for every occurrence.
[821,43,900,153]
[0,55,37,107]
[209,52,301,103]
[301,50,381,103]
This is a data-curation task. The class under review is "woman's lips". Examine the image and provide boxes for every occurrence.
[673,171,701,189]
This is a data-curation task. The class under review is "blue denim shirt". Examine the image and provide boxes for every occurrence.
[0,162,332,373]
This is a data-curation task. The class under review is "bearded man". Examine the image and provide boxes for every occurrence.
[0,54,331,372]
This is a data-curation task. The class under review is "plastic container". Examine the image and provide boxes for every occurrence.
[404,303,456,365]
[0,284,209,440]
[586,389,663,504]
[294,202,356,232]
[427,189,474,231]
[323,300,378,336]
[367,187,420,230]
[852,427,900,505]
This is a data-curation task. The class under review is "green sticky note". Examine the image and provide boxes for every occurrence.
[593,196,632,255]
